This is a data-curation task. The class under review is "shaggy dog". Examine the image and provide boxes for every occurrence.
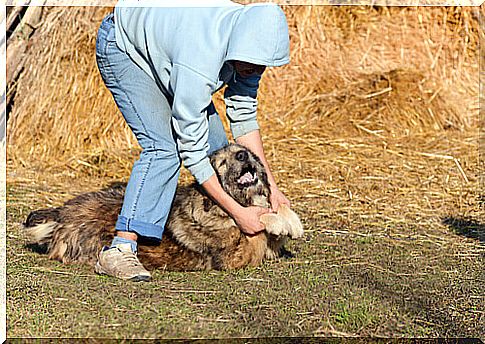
[24,144,303,271]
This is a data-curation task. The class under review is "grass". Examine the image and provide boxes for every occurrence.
[6,134,485,339]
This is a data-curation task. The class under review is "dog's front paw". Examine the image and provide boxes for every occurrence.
[278,205,304,239]
[264,247,279,260]
[260,213,291,236]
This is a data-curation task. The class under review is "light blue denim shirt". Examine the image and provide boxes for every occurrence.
[114,1,290,184]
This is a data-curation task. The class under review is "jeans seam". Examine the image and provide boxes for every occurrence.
[129,153,153,218]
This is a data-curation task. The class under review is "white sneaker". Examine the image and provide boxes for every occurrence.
[94,243,151,282]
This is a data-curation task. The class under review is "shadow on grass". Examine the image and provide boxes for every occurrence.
[442,216,485,243]
[25,243,48,255]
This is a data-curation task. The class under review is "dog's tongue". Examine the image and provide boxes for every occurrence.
[238,171,254,185]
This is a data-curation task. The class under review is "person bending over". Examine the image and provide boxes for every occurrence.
[94,0,291,281]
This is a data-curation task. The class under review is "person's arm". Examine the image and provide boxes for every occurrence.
[224,71,290,211]
[169,65,216,184]
[236,130,291,212]
[201,174,269,235]
[169,66,268,235]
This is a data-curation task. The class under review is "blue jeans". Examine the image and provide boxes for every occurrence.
[95,13,228,240]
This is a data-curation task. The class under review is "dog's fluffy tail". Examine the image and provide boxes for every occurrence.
[24,208,61,245]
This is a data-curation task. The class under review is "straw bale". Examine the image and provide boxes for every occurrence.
[6,6,479,181]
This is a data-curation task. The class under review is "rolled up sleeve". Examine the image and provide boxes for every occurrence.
[224,73,261,139]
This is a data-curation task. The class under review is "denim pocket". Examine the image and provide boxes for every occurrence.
[96,27,116,57]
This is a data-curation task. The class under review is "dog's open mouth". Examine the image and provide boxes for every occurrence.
[237,165,258,188]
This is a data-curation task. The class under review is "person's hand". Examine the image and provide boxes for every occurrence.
[231,206,270,235]
[269,186,291,212]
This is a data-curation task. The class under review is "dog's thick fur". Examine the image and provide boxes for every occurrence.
[24,144,303,271]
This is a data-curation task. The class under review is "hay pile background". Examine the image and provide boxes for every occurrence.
[6,4,484,338]
[7,6,480,179]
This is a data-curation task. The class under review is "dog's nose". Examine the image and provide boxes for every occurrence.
[235,150,249,162]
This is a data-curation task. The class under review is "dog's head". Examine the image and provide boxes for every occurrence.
[210,144,270,207]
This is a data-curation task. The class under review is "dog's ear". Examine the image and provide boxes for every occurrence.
[203,197,215,212]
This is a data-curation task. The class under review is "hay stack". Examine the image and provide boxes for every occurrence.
[6,6,479,180]
[259,6,478,135]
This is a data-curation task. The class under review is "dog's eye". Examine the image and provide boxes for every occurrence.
[235,150,248,162]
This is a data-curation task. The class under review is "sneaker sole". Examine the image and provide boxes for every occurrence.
[94,262,151,282]
[129,275,151,282]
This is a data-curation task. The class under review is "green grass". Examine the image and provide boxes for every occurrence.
[6,181,485,339]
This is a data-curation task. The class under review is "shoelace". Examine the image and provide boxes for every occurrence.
[117,249,144,268]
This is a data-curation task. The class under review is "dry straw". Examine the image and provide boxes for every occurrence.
[6,6,480,187]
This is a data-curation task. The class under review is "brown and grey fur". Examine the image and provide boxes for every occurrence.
[24,144,303,271]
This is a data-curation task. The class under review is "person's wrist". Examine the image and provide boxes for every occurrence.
[220,196,243,220]
[269,183,279,192]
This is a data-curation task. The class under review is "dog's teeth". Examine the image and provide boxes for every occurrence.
[238,172,254,184]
